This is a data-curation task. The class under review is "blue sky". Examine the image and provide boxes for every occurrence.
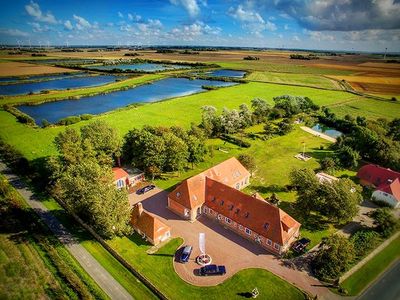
[1,0,399,52]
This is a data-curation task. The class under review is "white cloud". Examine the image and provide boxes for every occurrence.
[0,28,29,37]
[128,13,141,22]
[169,21,221,41]
[25,1,57,24]
[28,22,49,32]
[292,35,300,42]
[170,0,201,17]
[228,5,276,36]
[64,20,73,30]
[73,14,91,30]
[307,31,335,42]
[118,12,123,18]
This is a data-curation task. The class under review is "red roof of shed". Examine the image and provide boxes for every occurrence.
[112,167,129,181]
[357,164,400,187]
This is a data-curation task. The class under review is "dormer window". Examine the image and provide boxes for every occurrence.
[229,204,234,210]
[264,223,269,230]
[211,196,216,202]
[220,200,224,206]
[244,212,250,218]
[235,208,240,214]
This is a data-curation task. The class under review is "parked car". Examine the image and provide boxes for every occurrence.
[291,238,311,253]
[179,245,192,263]
[136,184,156,195]
[199,264,226,276]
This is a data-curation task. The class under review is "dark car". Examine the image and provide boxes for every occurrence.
[136,184,156,195]
[179,245,192,263]
[199,264,226,276]
[292,238,311,253]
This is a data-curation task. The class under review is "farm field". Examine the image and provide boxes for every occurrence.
[246,71,339,89]
[0,174,108,300]
[0,61,74,76]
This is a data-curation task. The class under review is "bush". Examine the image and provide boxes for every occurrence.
[80,114,94,121]
[350,229,380,258]
[57,116,81,126]
[42,119,51,128]
[220,134,251,148]
[372,208,398,237]
[3,105,36,126]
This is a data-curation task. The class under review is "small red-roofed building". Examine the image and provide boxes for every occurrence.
[357,164,400,208]
[112,167,129,189]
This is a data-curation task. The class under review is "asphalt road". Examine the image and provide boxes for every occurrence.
[358,260,400,300]
[0,163,133,300]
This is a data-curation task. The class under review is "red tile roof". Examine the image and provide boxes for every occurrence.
[205,177,301,245]
[169,157,250,209]
[112,167,129,181]
[357,164,400,187]
[377,178,400,202]
[131,204,171,241]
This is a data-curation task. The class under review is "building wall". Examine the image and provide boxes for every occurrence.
[233,176,250,191]
[202,205,283,255]
[372,190,399,208]
[168,198,191,220]
[114,176,128,189]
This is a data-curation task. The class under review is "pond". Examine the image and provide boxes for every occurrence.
[0,72,87,84]
[311,123,343,138]
[0,75,123,96]
[206,69,246,78]
[89,63,189,72]
[18,78,237,125]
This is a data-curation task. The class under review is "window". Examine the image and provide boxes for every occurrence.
[245,228,252,235]
[225,217,232,224]
[244,212,250,218]
[267,239,272,246]
[220,200,224,206]
[203,207,208,214]
[176,192,181,198]
[255,235,261,243]
[117,179,124,188]
[274,243,280,250]
[236,183,240,190]
[218,214,223,220]
[229,204,234,211]
[239,225,243,230]
[184,209,189,217]
[235,208,240,214]
[264,223,269,230]
[211,196,216,202]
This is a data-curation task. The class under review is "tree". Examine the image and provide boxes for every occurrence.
[313,235,355,280]
[163,132,189,172]
[388,118,400,141]
[337,145,360,168]
[277,120,294,135]
[372,208,398,237]
[263,121,275,135]
[238,154,256,176]
[356,116,367,127]
[54,128,85,166]
[251,98,270,124]
[290,168,322,216]
[220,108,242,134]
[319,157,337,172]
[53,159,131,237]
[239,103,253,128]
[186,135,207,169]
[201,105,219,137]
[320,179,361,223]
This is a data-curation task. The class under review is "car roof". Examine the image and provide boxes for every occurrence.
[183,245,192,252]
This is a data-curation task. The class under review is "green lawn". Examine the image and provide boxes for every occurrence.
[108,236,305,300]
[340,235,400,296]
[246,71,339,89]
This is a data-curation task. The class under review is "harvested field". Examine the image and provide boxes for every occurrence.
[0,61,74,76]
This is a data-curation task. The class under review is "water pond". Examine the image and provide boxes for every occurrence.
[0,72,87,84]
[311,123,343,138]
[206,69,246,78]
[89,63,189,72]
[18,78,237,125]
[0,75,123,96]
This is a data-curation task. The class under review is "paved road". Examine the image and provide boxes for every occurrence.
[0,163,133,300]
[358,260,400,300]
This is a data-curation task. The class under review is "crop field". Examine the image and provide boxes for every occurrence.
[246,71,340,89]
[0,61,74,77]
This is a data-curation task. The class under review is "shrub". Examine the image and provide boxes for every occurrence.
[42,119,51,128]
[80,114,94,121]
[57,116,81,126]
[372,208,399,237]
[350,229,380,258]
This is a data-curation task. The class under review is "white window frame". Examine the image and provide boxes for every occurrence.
[274,243,280,250]
[245,228,252,235]
[225,217,231,224]
[239,224,243,230]
[218,214,223,220]
[267,239,272,246]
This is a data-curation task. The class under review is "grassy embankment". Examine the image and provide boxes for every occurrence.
[0,174,109,300]
[340,235,400,296]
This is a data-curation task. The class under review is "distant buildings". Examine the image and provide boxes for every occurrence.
[168,157,300,255]
[112,167,145,189]
[357,164,400,208]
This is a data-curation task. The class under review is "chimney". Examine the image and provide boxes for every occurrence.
[136,202,144,216]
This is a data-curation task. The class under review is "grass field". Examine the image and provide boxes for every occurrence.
[340,235,400,296]
[0,61,74,77]
[108,236,305,300]
[246,71,339,89]
[0,175,109,300]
